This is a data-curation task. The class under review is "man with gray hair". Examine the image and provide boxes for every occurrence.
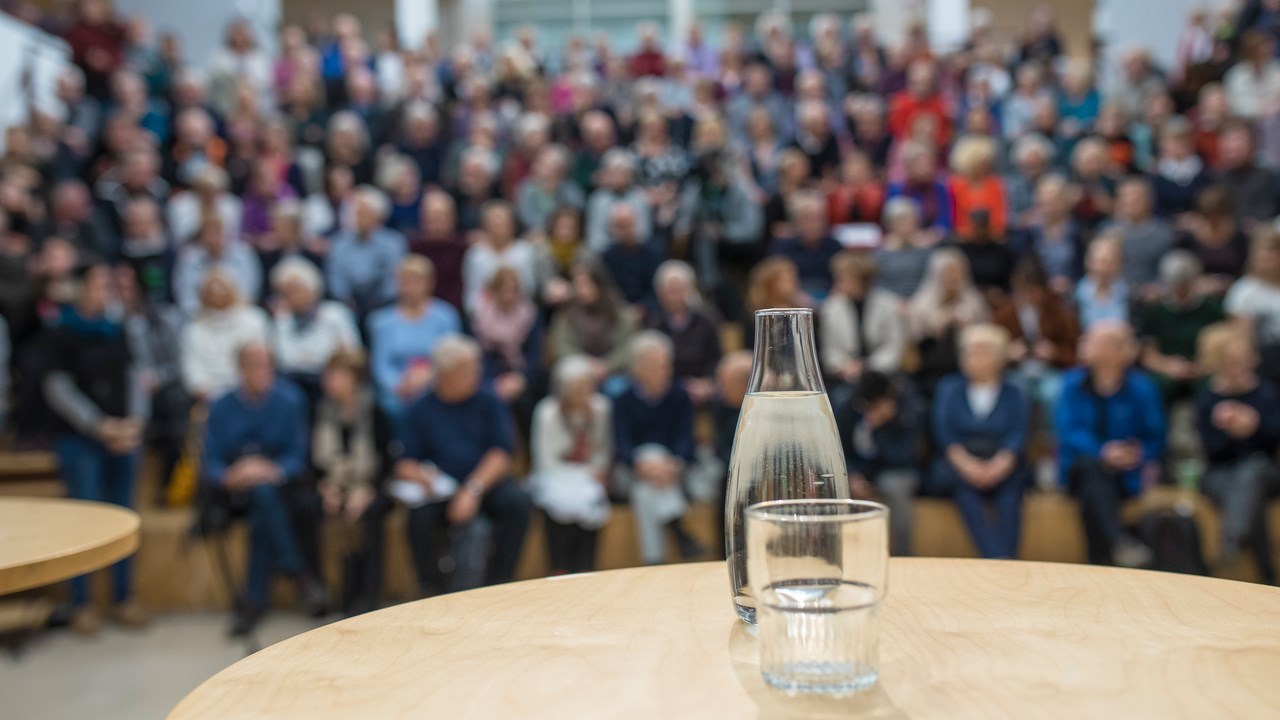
[645,260,722,404]
[202,342,325,636]
[586,149,653,252]
[771,190,844,299]
[325,185,407,323]
[613,331,703,564]
[394,335,530,592]
[1136,250,1226,403]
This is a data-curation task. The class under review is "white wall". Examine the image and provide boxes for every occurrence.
[1093,0,1200,71]
[113,0,281,68]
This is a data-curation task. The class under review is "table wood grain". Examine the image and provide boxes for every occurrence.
[0,497,140,595]
[169,559,1280,719]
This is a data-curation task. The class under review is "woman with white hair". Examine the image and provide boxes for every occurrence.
[181,268,272,402]
[644,260,722,404]
[166,164,243,246]
[931,324,1030,559]
[272,257,361,402]
[875,196,935,299]
[530,355,613,575]
[613,330,703,565]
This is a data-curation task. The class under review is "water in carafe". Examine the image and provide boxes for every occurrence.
[725,308,849,624]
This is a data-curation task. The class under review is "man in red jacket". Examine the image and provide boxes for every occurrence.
[889,60,952,147]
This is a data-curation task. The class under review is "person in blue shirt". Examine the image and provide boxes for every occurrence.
[770,191,844,300]
[201,343,325,637]
[613,331,703,564]
[326,186,407,324]
[887,144,955,236]
[393,335,530,593]
[367,256,462,426]
[1056,321,1167,567]
[931,325,1030,559]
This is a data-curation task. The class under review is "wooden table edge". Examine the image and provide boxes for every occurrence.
[0,499,141,596]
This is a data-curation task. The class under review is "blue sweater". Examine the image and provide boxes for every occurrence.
[932,375,1029,462]
[367,301,462,414]
[771,235,844,299]
[202,380,308,486]
[1055,368,1167,495]
[602,242,663,306]
[397,389,513,482]
[887,180,955,231]
[613,383,695,466]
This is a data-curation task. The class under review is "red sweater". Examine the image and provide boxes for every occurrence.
[948,175,1007,239]
[888,92,952,146]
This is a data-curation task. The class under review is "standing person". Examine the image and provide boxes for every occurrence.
[931,325,1030,559]
[1056,322,1167,567]
[1195,323,1280,585]
[613,332,703,565]
[367,256,462,425]
[835,371,923,556]
[394,336,531,592]
[530,355,613,575]
[313,350,392,616]
[202,343,327,637]
[44,262,149,635]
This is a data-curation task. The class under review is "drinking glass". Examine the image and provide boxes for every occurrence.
[746,499,889,696]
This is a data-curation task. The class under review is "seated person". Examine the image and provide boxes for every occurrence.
[771,191,844,300]
[313,349,393,616]
[1076,231,1130,330]
[645,260,721,405]
[907,248,990,392]
[931,325,1030,559]
[835,371,924,556]
[992,259,1080,413]
[393,336,531,593]
[548,259,639,381]
[601,202,664,309]
[1195,323,1280,584]
[713,351,753,548]
[530,355,614,575]
[181,269,272,403]
[875,196,936,301]
[1137,251,1225,403]
[470,267,543,436]
[820,252,905,392]
[1056,321,1167,567]
[201,343,326,637]
[172,216,262,315]
[271,257,362,406]
[326,187,408,322]
[614,331,703,565]
[367,256,462,424]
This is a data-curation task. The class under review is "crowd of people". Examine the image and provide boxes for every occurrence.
[5,0,1280,637]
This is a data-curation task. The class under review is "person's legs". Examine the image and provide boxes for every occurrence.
[406,503,447,593]
[344,495,388,615]
[448,516,492,592]
[244,484,306,608]
[952,477,1004,559]
[1069,458,1124,565]
[1207,455,1278,584]
[987,474,1025,560]
[630,480,669,564]
[56,435,107,608]
[102,451,139,604]
[543,515,575,575]
[481,479,532,584]
[875,469,919,556]
[574,527,600,573]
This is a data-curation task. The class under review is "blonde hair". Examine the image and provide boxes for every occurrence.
[1248,227,1280,282]
[399,255,436,283]
[830,251,878,287]
[950,136,998,176]
[960,323,1011,359]
[1198,322,1255,375]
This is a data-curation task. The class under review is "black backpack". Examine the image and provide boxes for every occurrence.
[1136,508,1209,575]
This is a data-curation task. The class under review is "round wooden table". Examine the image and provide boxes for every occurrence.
[0,497,141,595]
[169,559,1280,719]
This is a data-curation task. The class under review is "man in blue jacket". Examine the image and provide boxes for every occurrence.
[1055,321,1167,567]
[202,343,325,637]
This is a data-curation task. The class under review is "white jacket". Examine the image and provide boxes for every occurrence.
[819,289,907,377]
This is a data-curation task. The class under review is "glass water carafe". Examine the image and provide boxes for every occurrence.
[725,308,850,624]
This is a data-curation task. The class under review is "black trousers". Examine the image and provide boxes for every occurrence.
[543,515,600,575]
[1069,458,1127,565]
[406,479,531,593]
[339,495,389,616]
